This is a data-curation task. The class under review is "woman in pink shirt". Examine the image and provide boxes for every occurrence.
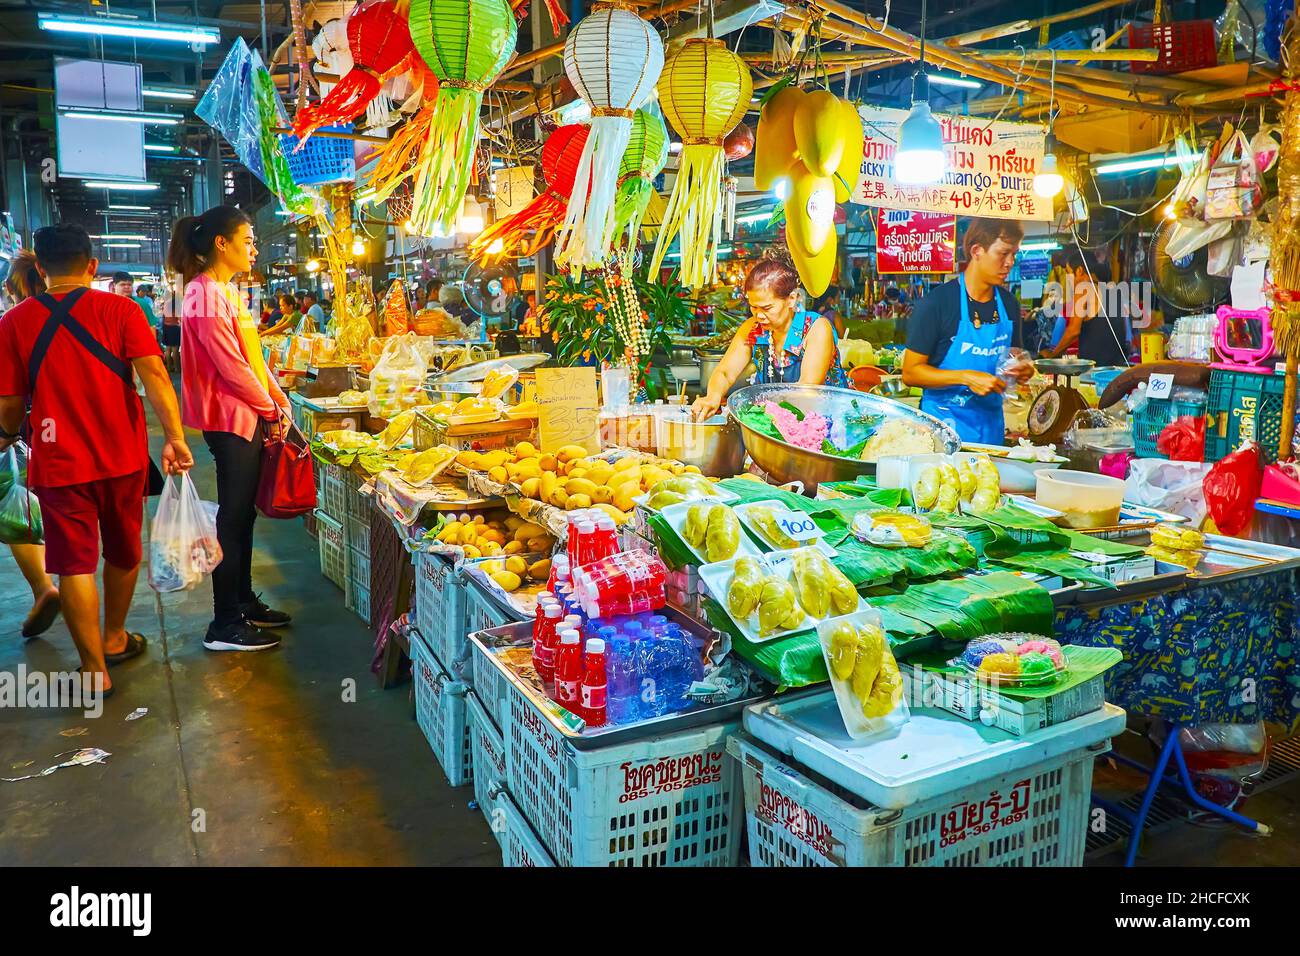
[168,206,289,652]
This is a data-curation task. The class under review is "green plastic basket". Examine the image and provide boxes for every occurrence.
[1206,368,1287,463]
[1131,397,1206,459]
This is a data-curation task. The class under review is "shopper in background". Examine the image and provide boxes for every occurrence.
[1,249,61,639]
[134,283,160,336]
[159,290,182,373]
[1041,249,1131,366]
[259,292,301,338]
[0,225,192,698]
[110,271,134,297]
[301,291,325,334]
[425,278,443,307]
[169,205,291,653]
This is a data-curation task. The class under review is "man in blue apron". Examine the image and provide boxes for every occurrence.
[902,217,1035,445]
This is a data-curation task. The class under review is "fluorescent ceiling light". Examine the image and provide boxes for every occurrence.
[144,143,177,152]
[1093,152,1200,176]
[85,181,159,190]
[109,204,151,210]
[736,210,773,224]
[92,233,149,240]
[61,108,181,126]
[928,74,981,90]
[142,87,194,101]
[1019,241,1061,253]
[103,242,142,248]
[37,13,219,46]
[128,271,153,276]
[275,210,295,217]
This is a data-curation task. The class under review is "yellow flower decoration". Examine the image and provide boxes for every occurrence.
[582,328,592,341]
[552,331,559,342]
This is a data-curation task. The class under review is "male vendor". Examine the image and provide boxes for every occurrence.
[902,217,1035,444]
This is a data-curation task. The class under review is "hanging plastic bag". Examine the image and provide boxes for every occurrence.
[0,446,42,545]
[1170,147,1211,223]
[1205,131,1261,221]
[1206,227,1245,277]
[1250,125,1281,174]
[1203,440,1262,537]
[368,332,428,418]
[1126,459,1213,525]
[1155,415,1206,461]
[148,474,223,592]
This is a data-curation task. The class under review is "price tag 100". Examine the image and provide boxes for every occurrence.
[1147,373,1174,401]
[766,507,823,542]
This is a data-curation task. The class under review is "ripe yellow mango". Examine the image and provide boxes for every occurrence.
[834,98,864,203]
[566,493,593,511]
[564,477,598,499]
[513,521,547,542]
[556,444,589,463]
[490,570,521,592]
[514,441,538,459]
[789,229,837,297]
[528,558,552,580]
[521,476,541,499]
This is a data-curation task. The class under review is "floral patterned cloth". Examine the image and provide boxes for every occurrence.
[1056,569,1300,730]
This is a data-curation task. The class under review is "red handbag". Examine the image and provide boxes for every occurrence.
[256,416,317,519]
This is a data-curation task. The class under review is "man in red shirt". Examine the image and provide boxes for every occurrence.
[0,224,193,700]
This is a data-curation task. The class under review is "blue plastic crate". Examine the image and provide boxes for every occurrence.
[279,124,356,185]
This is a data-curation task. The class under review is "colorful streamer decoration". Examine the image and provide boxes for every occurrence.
[407,0,518,235]
[468,123,591,265]
[252,69,317,215]
[509,0,570,33]
[649,39,752,288]
[612,107,668,247]
[554,3,663,269]
[292,0,415,143]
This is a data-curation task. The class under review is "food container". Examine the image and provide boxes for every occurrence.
[952,634,1067,688]
[1035,470,1125,530]
[659,500,760,565]
[816,608,909,740]
[961,442,1068,493]
[660,414,746,477]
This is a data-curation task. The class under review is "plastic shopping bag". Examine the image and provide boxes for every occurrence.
[1205,131,1260,221]
[1203,441,1262,537]
[0,446,42,545]
[148,474,223,592]
[1126,458,1213,525]
[368,332,428,418]
[1155,415,1206,461]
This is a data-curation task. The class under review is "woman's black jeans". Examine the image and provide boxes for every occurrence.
[203,427,264,627]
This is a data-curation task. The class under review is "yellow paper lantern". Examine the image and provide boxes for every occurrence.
[649,39,752,288]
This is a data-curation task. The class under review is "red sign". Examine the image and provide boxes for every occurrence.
[876,210,956,274]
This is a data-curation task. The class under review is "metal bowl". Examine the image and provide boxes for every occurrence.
[660,414,746,477]
[726,383,960,490]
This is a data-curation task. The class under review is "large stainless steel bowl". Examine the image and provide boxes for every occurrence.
[727,383,960,490]
[661,414,746,477]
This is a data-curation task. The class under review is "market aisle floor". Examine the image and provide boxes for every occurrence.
[0,391,499,866]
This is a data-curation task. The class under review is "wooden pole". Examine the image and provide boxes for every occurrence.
[943,0,1133,47]
[273,126,391,144]
[774,47,1162,64]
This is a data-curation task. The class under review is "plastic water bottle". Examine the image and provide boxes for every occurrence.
[606,635,639,725]
[660,626,704,714]
[646,614,669,638]
[580,638,608,728]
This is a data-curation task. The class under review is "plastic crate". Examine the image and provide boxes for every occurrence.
[463,567,530,640]
[409,627,473,788]
[343,470,372,523]
[279,124,357,185]
[1206,367,1288,463]
[413,549,468,669]
[501,668,741,866]
[345,512,371,558]
[729,732,1106,867]
[468,691,507,847]
[346,545,372,624]
[494,787,556,867]
[315,509,347,589]
[469,629,514,731]
[320,464,347,521]
[1129,20,1218,74]
[1131,397,1206,459]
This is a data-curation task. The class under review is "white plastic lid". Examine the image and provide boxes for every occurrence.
[544,603,563,618]
[585,638,605,654]
[597,516,616,531]
[563,614,583,627]
[580,581,598,603]
[559,629,580,645]
[577,520,596,534]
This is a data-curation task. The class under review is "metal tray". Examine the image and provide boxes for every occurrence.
[429,352,549,384]
[471,609,773,749]
[1186,534,1300,585]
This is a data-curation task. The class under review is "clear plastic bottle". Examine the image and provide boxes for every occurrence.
[645,614,669,638]
[606,631,640,725]
[554,629,583,711]
[580,638,608,728]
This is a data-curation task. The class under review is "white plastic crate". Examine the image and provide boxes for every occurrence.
[413,549,468,668]
[468,691,507,848]
[344,512,371,558]
[315,509,347,589]
[320,464,347,521]
[730,733,1105,867]
[463,570,528,636]
[346,574,371,625]
[409,628,473,788]
[503,678,742,866]
[494,788,556,867]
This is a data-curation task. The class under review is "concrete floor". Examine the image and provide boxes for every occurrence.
[0,411,499,866]
[1,394,1296,866]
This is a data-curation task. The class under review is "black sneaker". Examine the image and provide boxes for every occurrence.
[240,594,292,628]
[204,620,281,652]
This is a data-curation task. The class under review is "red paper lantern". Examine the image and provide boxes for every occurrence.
[469,124,591,264]
[723,122,755,161]
[293,0,415,142]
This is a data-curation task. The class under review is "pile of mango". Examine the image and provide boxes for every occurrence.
[455,442,707,525]
[477,554,553,593]
[431,512,557,562]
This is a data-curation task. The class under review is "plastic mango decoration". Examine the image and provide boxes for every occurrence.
[649,39,752,288]
[754,85,864,295]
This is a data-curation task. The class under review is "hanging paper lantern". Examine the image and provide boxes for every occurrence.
[407,0,518,235]
[468,123,591,265]
[293,0,414,143]
[612,108,668,246]
[553,4,664,269]
[649,39,752,288]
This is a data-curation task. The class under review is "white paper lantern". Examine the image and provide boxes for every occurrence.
[554,3,664,269]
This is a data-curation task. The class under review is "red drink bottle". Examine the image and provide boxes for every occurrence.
[555,629,583,711]
[580,638,608,728]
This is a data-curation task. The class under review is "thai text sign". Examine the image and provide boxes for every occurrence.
[851,107,1051,222]
[876,210,956,274]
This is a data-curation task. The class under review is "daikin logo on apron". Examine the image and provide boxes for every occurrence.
[959,341,1006,358]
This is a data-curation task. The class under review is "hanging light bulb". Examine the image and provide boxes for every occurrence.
[351,237,366,257]
[894,0,946,186]
[306,258,321,273]
[1033,132,1065,199]
[404,219,416,234]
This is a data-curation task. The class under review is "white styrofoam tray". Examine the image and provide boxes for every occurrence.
[742,690,1124,810]
[659,499,761,565]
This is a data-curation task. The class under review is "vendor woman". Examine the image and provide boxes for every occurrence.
[902,217,1036,444]
[691,258,847,420]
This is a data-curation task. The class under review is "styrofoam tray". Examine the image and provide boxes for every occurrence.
[743,690,1125,809]
[733,499,837,557]
[658,500,760,565]
[631,485,739,512]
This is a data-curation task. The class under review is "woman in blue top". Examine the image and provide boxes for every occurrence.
[692,258,847,420]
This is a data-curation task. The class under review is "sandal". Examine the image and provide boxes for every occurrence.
[105,632,148,666]
[22,590,62,639]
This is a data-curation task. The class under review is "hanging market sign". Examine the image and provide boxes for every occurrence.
[875,209,956,274]
[850,107,1052,222]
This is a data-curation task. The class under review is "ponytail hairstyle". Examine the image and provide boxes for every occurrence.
[167,205,252,283]
[4,249,45,302]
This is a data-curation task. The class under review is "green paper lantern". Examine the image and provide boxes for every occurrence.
[613,108,668,244]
